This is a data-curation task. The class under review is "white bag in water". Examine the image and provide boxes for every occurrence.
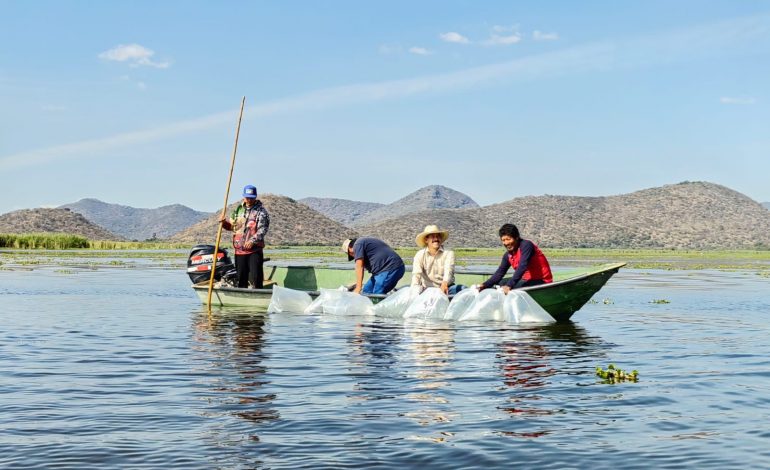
[503,290,554,323]
[403,287,449,320]
[458,288,506,322]
[322,291,374,316]
[267,285,312,313]
[372,286,420,318]
[444,286,479,320]
[304,288,345,314]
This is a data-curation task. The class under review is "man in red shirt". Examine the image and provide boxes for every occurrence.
[480,223,553,294]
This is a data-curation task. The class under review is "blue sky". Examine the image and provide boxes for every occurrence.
[1,1,769,215]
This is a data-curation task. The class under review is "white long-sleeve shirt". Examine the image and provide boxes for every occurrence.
[411,247,455,288]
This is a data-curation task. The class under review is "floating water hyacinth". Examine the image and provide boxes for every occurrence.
[595,364,639,383]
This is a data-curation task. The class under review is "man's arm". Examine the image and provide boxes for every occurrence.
[480,253,509,290]
[354,259,365,294]
[255,208,269,242]
[441,250,455,294]
[410,251,423,287]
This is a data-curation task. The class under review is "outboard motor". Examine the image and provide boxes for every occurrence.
[186,244,237,285]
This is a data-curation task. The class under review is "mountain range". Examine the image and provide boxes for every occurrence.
[59,198,211,241]
[1,182,769,249]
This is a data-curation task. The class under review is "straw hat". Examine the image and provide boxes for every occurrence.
[415,225,449,247]
[342,238,356,261]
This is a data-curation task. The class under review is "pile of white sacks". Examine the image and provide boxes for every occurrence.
[267,285,554,324]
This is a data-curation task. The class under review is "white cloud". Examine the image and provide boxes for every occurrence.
[533,30,559,41]
[98,44,171,69]
[483,25,522,46]
[440,32,469,44]
[492,25,515,33]
[483,33,522,46]
[720,96,756,105]
[4,14,769,171]
[409,46,432,55]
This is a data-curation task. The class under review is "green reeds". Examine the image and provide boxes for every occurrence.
[0,233,89,249]
[0,234,190,250]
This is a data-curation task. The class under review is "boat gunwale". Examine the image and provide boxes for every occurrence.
[192,262,626,302]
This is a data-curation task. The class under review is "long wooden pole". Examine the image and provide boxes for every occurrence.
[207,96,246,310]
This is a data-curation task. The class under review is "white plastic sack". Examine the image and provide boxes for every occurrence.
[503,290,554,323]
[267,285,313,313]
[403,287,450,320]
[372,286,421,318]
[443,287,479,320]
[304,288,345,314]
[322,291,374,316]
[458,288,506,322]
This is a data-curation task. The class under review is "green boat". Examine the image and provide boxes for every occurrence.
[192,262,626,322]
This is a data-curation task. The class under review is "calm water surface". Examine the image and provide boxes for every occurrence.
[2,261,769,469]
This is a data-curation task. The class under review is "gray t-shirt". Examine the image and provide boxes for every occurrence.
[353,238,404,275]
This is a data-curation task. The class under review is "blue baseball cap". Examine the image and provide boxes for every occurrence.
[242,185,257,199]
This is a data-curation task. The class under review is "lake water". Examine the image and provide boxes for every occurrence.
[2,258,770,469]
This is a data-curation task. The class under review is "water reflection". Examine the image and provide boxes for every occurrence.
[494,323,605,439]
[533,322,605,352]
[346,321,404,401]
[192,311,279,425]
[402,321,457,431]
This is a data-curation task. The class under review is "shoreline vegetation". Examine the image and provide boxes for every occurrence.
[1,233,769,271]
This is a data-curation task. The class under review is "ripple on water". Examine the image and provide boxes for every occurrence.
[1,267,770,468]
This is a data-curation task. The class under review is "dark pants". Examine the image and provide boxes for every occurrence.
[513,278,546,289]
[235,250,264,288]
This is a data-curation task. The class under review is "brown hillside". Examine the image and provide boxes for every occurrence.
[357,182,770,249]
[170,194,358,246]
[0,208,124,241]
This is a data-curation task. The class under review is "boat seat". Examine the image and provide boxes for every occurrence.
[263,279,276,288]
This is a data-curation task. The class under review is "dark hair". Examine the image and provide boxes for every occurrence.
[498,223,519,239]
[348,237,357,248]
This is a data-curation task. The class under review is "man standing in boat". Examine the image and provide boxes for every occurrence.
[479,223,552,294]
[342,237,405,294]
[220,185,270,289]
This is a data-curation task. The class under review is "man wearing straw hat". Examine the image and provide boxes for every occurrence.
[411,224,462,295]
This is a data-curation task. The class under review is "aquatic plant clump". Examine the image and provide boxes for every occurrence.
[596,364,638,383]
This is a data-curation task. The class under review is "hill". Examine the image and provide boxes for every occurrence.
[356,182,770,250]
[0,208,124,241]
[60,198,211,241]
[350,185,479,227]
[171,194,357,246]
[763,202,770,210]
[299,197,384,226]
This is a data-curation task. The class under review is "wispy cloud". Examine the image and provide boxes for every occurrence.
[440,32,469,44]
[483,32,522,46]
[98,44,171,69]
[118,74,148,91]
[409,46,432,55]
[720,96,756,105]
[378,44,401,55]
[533,30,559,41]
[3,14,769,171]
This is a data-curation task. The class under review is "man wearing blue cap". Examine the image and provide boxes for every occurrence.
[220,185,270,288]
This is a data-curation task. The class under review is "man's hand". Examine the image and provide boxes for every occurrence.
[441,282,449,295]
[502,285,511,295]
